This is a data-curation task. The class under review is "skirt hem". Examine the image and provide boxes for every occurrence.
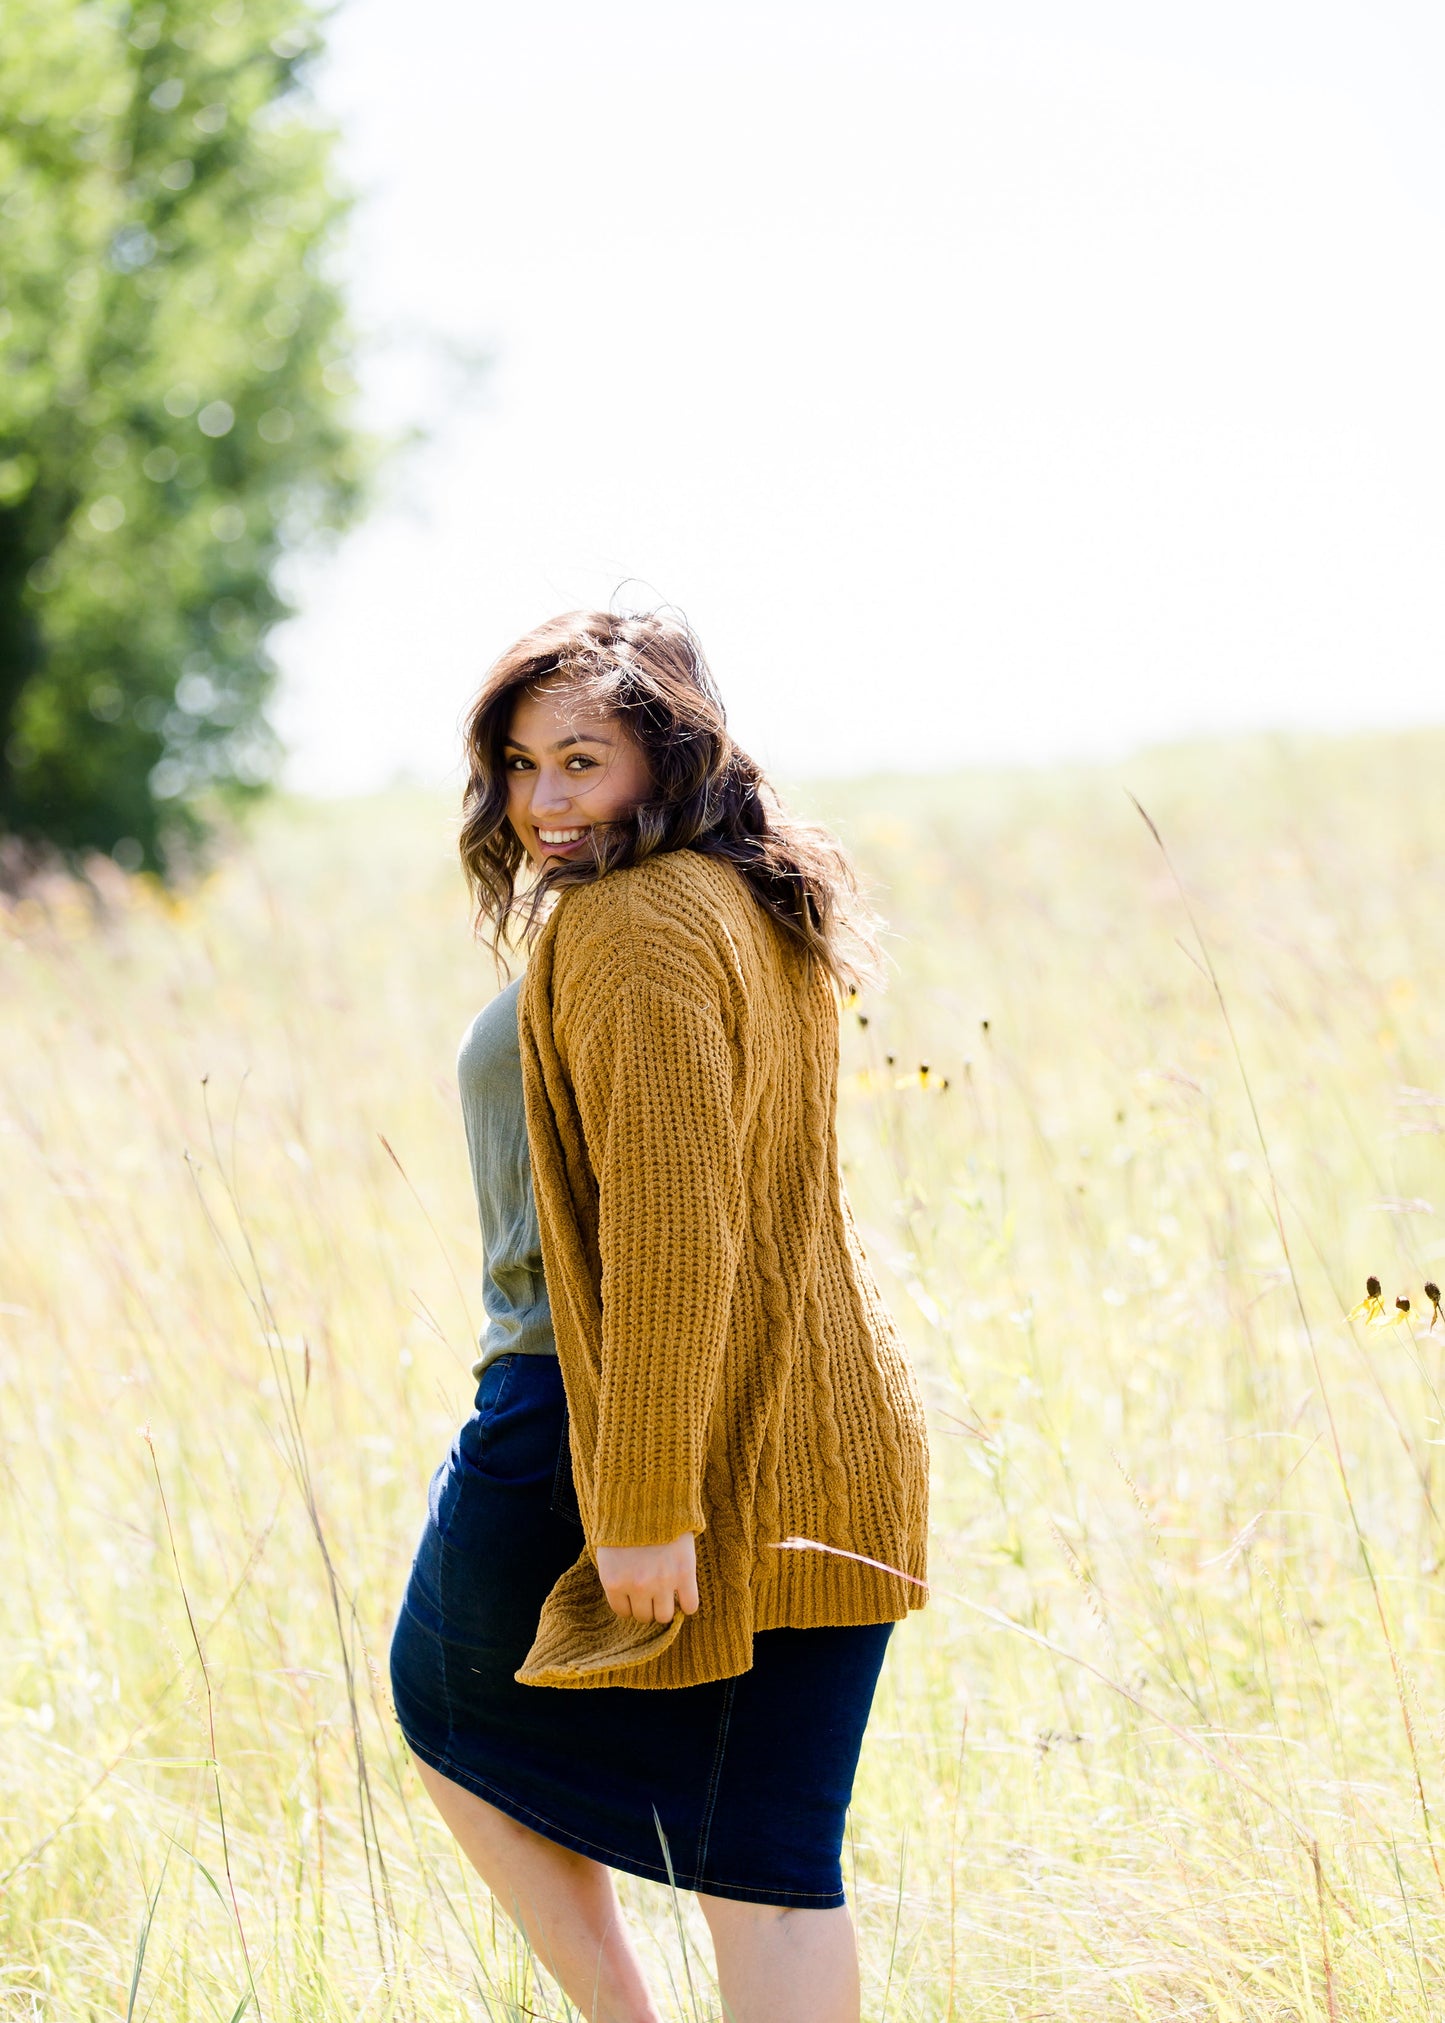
[397,1727,848,1910]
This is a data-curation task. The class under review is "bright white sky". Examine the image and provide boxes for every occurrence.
[271,0,1445,795]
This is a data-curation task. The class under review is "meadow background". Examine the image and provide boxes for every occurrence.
[4,723,1445,2020]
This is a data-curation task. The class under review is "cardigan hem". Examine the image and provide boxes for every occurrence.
[517,1538,925,1689]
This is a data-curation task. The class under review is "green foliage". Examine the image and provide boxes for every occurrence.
[0,0,368,872]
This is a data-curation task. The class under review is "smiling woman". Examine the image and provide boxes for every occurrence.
[389,607,930,2023]
[502,685,653,865]
[454,608,880,976]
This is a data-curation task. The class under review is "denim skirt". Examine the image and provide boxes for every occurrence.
[388,1352,894,1909]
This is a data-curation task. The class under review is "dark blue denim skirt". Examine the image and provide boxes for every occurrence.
[388,1353,894,1909]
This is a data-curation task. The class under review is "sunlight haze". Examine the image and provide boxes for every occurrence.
[271,0,1445,794]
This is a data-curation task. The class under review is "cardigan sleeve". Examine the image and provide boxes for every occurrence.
[567,972,742,1548]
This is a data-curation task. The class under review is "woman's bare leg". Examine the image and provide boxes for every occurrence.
[412,1757,663,2023]
[697,1892,859,2023]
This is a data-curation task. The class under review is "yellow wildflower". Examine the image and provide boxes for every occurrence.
[1347,1276,1411,1328]
[1347,1276,1387,1323]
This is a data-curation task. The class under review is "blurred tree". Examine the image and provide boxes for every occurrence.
[0,0,368,875]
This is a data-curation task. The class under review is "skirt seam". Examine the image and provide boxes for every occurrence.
[439,1624,458,1764]
[397,1728,847,1907]
[692,1675,736,1881]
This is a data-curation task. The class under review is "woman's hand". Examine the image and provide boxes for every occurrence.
[595,1530,699,1624]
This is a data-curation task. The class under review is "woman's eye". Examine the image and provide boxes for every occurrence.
[505,754,533,772]
[566,754,597,772]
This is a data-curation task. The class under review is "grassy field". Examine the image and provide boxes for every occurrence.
[4,725,1445,2019]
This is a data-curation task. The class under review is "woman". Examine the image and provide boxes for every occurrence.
[389,609,930,2023]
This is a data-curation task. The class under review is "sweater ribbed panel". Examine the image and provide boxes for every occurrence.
[514,850,930,1690]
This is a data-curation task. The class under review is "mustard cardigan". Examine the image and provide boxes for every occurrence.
[514,848,930,1689]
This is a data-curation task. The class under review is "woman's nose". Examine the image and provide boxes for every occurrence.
[529,766,572,817]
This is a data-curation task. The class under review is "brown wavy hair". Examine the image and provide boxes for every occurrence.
[457,607,882,994]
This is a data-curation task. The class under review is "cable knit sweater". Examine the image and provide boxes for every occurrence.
[513,848,930,1690]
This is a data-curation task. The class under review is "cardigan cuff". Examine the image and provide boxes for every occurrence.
[590,1481,705,1550]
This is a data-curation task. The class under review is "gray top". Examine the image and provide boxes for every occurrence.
[457,976,557,1380]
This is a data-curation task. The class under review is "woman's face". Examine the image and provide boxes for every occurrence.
[504,678,653,868]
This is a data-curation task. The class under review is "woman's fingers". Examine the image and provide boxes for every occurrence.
[595,1531,699,1623]
[599,1579,669,1621]
[669,1531,700,1614]
[638,1578,675,1624]
[599,1575,636,1618]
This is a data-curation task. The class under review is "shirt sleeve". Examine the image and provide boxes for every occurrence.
[568,973,743,1547]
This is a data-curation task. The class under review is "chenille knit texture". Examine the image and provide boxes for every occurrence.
[514,848,931,1690]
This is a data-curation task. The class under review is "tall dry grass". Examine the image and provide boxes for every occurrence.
[3,726,1445,2019]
